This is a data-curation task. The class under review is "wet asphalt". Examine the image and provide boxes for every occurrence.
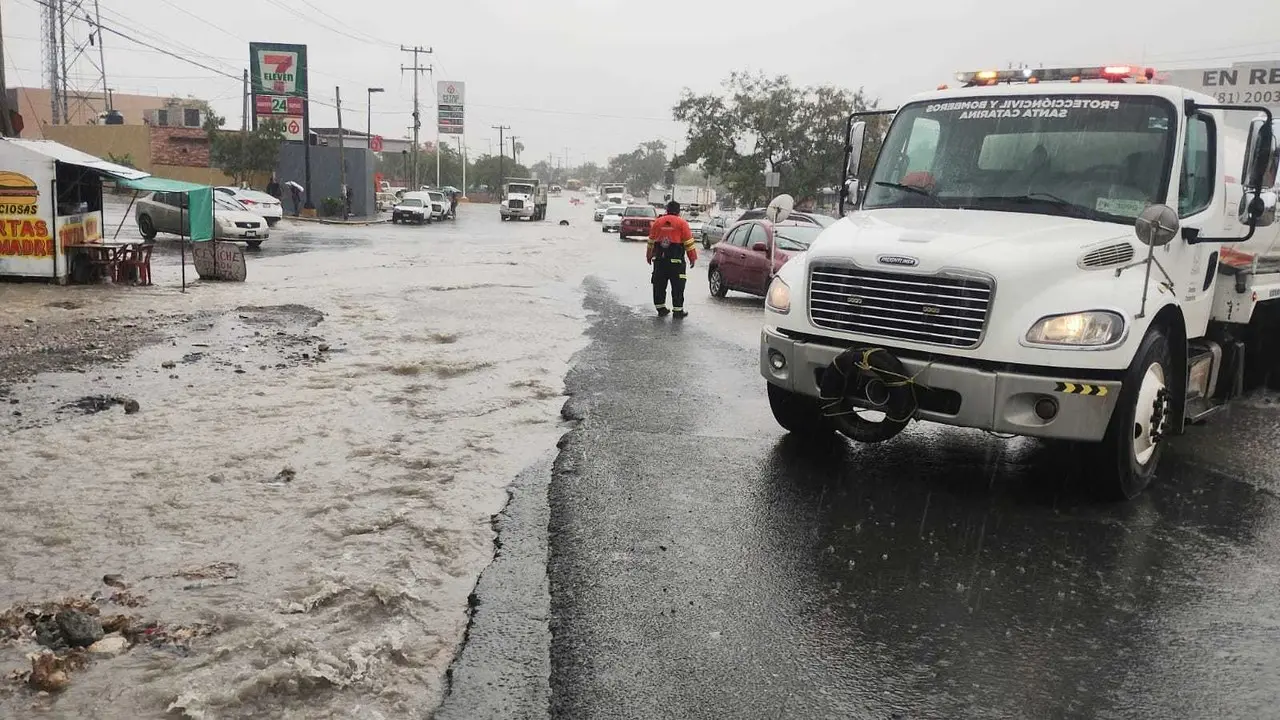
[438,197,1280,720]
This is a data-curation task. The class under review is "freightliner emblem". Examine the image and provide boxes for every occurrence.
[877,255,919,267]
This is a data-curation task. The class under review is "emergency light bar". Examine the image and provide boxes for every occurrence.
[954,66,1157,87]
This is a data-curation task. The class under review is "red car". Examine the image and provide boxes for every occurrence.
[619,205,657,240]
[707,217,832,298]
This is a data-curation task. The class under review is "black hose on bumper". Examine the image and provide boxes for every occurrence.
[818,347,923,443]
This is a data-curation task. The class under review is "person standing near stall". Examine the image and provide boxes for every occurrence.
[647,200,697,319]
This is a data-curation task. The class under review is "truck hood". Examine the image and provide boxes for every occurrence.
[505,193,531,202]
[809,208,1134,273]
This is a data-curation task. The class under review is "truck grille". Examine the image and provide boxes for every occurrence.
[509,200,524,209]
[808,264,993,349]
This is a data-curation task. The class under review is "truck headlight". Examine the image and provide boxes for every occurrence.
[766,277,791,314]
[1025,311,1125,347]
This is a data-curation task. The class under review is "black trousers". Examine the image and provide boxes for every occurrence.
[652,257,687,310]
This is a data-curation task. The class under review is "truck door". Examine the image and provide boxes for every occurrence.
[1176,111,1223,334]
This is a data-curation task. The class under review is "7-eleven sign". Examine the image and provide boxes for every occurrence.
[250,43,308,96]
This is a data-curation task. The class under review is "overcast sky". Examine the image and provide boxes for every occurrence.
[4,0,1278,165]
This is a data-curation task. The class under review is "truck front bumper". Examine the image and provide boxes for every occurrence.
[760,326,1122,442]
[501,207,535,219]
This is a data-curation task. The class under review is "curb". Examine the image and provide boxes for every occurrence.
[285,216,390,226]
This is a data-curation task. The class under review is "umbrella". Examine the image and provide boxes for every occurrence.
[285,181,304,192]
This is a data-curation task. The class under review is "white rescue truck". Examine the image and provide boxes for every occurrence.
[759,65,1280,499]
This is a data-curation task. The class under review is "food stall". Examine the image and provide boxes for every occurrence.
[0,138,216,286]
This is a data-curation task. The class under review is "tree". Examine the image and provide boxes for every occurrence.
[208,118,286,187]
[469,154,530,193]
[606,140,668,194]
[673,72,883,208]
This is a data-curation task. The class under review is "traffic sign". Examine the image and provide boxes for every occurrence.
[765,172,781,188]
[370,135,384,152]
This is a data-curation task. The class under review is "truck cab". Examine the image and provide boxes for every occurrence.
[500,177,548,221]
[759,65,1280,499]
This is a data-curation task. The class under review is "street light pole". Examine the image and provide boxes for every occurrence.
[367,87,383,208]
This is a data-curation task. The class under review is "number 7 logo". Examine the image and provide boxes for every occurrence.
[262,53,295,92]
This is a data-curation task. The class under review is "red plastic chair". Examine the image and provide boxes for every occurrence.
[118,244,153,286]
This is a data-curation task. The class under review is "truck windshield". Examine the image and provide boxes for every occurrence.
[509,185,533,194]
[862,94,1177,224]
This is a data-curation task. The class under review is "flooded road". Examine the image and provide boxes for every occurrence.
[0,201,594,718]
[7,194,1280,719]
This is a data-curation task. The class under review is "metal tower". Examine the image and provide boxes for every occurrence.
[41,0,63,123]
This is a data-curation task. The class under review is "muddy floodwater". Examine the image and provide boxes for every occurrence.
[0,204,590,718]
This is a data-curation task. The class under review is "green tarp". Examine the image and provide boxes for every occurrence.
[116,176,215,242]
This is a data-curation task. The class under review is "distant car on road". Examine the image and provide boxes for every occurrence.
[601,205,626,233]
[708,219,827,298]
[135,191,269,248]
[593,202,609,222]
[215,186,283,226]
[701,216,729,249]
[619,205,657,240]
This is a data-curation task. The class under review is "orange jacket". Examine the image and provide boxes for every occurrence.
[647,214,698,264]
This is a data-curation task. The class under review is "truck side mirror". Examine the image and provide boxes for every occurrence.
[1134,204,1179,247]
[1240,117,1279,228]
[846,120,867,181]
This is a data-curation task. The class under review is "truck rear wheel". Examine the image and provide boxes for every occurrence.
[1092,327,1171,500]
[767,384,834,437]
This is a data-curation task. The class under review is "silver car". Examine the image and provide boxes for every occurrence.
[701,216,729,249]
[135,191,270,248]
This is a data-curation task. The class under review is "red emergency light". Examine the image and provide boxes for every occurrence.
[954,65,1157,87]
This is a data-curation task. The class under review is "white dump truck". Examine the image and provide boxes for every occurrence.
[500,177,548,221]
[759,64,1280,499]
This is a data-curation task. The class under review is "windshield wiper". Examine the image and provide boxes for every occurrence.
[969,192,1097,220]
[872,181,943,207]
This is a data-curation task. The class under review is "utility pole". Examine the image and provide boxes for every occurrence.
[92,0,109,112]
[492,124,509,190]
[241,70,249,132]
[0,2,15,136]
[510,136,520,166]
[336,86,347,218]
[400,45,432,189]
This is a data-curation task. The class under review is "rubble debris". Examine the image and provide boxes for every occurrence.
[55,610,103,648]
[176,562,240,581]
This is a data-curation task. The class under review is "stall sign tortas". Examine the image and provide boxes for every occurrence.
[0,170,53,258]
[56,212,103,249]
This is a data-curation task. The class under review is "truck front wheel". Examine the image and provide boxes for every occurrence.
[1093,327,1171,500]
[767,383,834,437]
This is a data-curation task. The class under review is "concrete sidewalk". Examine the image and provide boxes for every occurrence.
[286,214,390,226]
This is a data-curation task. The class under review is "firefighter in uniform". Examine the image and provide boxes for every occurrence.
[647,200,698,318]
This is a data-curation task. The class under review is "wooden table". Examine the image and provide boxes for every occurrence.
[65,242,143,285]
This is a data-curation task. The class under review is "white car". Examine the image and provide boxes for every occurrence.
[213,195,271,244]
[215,186,283,226]
[391,193,432,224]
[601,205,625,233]
[426,190,450,220]
[593,203,609,222]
